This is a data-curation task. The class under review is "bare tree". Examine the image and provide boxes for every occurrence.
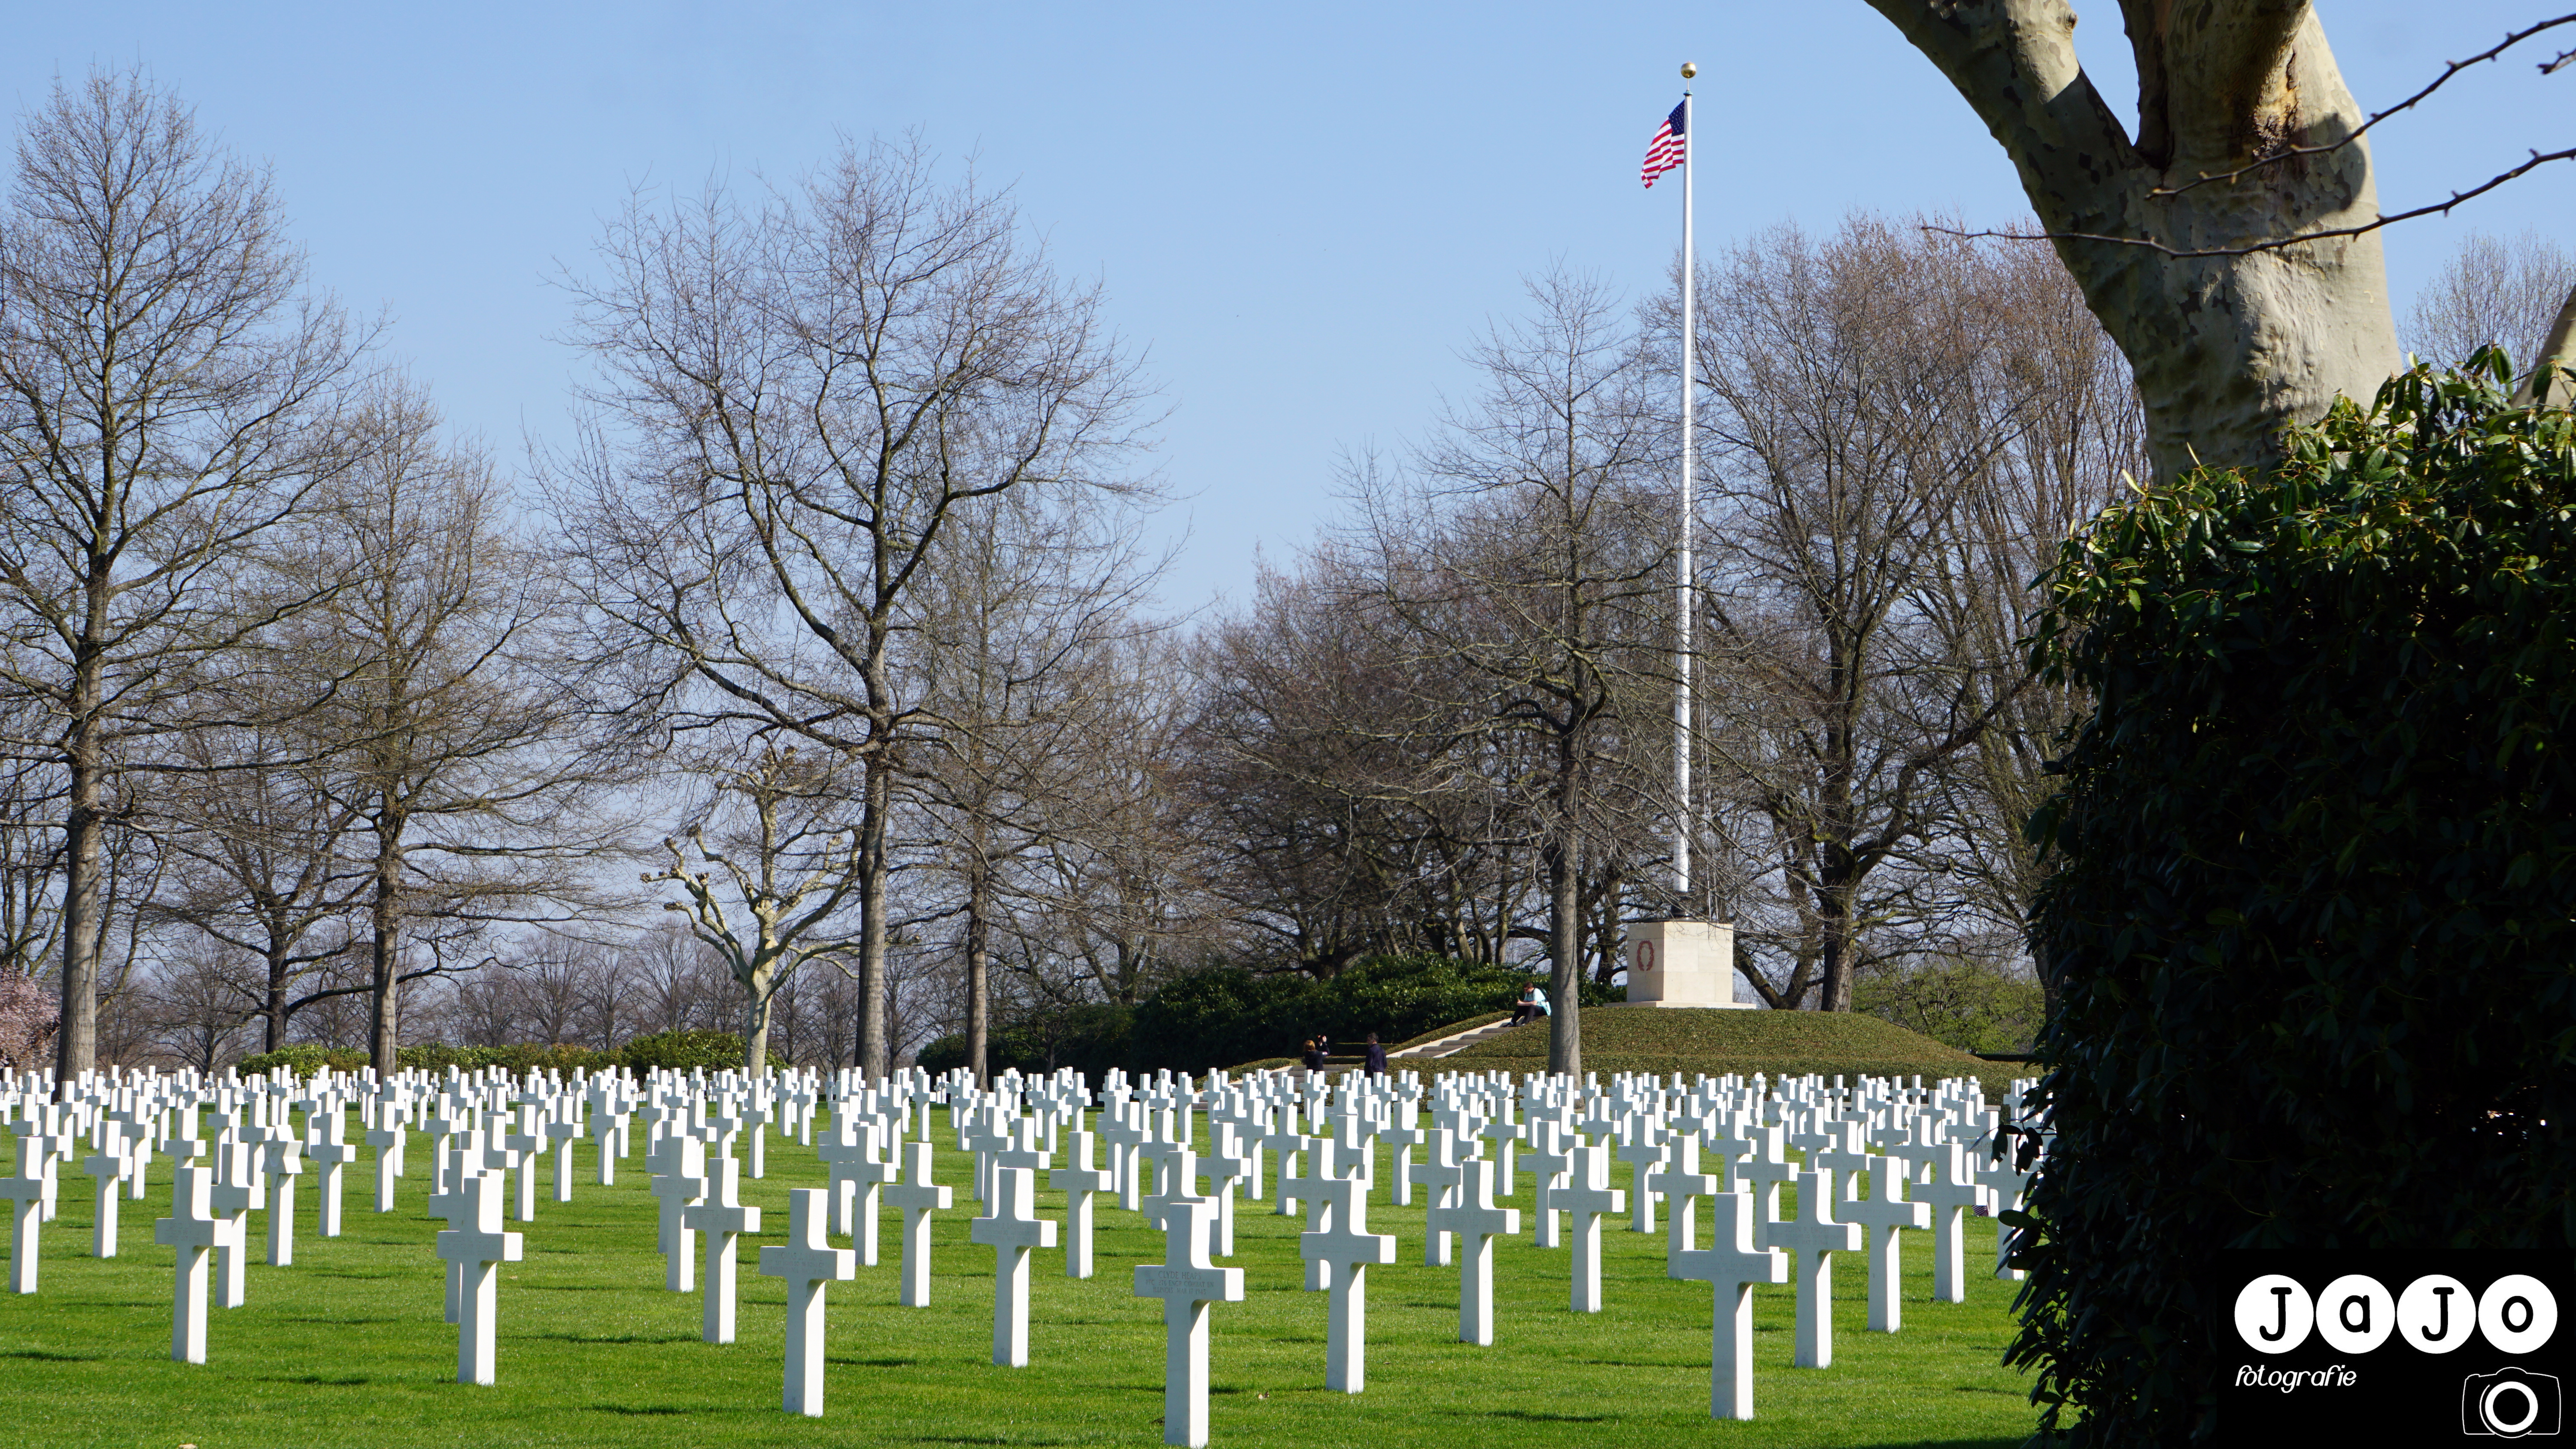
[1909,242,2144,989]
[552,138,1153,1080]
[2403,228,2576,380]
[647,744,860,1070]
[149,710,366,1052]
[311,386,598,1073]
[1691,218,2064,1012]
[1188,556,1546,975]
[905,479,1165,1082]
[0,71,368,1088]
[1351,270,1671,1074]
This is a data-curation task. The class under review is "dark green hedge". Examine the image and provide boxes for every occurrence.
[915,1003,1135,1080]
[1128,954,1617,1076]
[919,955,1619,1080]
[2014,355,2576,1446]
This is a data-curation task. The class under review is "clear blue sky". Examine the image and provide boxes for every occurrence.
[15,3,2570,611]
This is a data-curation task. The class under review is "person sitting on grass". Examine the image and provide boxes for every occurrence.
[1510,983,1549,1027]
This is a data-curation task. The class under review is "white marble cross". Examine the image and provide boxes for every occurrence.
[647,1132,709,1293]
[1200,1130,1251,1258]
[821,1116,897,1262]
[1423,1156,1519,1346]
[1256,1107,1306,1217]
[1405,1128,1467,1267]
[547,1111,582,1203]
[1647,1133,1723,1259]
[434,1170,523,1386]
[1614,1122,1665,1233]
[258,1134,303,1267]
[1813,1120,1875,1200]
[758,1187,854,1417]
[1048,1130,1114,1279]
[206,1140,262,1310]
[1725,1122,1798,1227]
[305,1108,361,1238]
[884,1140,952,1308]
[683,1155,762,1344]
[1134,1197,1242,1448]
[80,1136,128,1259]
[1098,1103,1151,1212]
[365,1101,406,1213]
[1975,1149,2034,1282]
[3,1130,47,1292]
[1764,1167,1863,1368]
[153,1164,240,1364]
[502,1105,548,1222]
[969,1163,1057,1367]
[1670,1188,1786,1419]
[1283,1138,1357,1290]
[1839,1157,1931,1331]
[1916,1141,1993,1303]
[1555,1142,1627,1313]
[1521,1120,1574,1248]
[588,1088,627,1185]
[426,1134,495,1324]
[1295,1173,1395,1393]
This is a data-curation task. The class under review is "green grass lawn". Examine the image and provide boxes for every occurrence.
[1439,1009,2028,1099]
[0,1119,2040,1448]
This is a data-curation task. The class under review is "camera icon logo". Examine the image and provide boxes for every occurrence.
[2463,1367,2561,1437]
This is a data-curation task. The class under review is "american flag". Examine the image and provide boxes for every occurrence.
[1640,101,1686,188]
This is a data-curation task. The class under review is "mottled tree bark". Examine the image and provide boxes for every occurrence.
[1865,0,2401,479]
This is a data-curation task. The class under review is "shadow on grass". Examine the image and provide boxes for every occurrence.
[829,1355,922,1367]
[273,1373,372,1386]
[528,1331,699,1346]
[1,1348,100,1362]
[1482,1408,1613,1424]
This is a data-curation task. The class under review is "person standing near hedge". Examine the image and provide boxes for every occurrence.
[1362,1033,1387,1076]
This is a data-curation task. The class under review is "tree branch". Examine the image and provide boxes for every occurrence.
[2148,13,2576,199]
[1926,145,2576,257]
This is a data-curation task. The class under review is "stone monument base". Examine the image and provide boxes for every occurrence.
[1621,919,1754,1008]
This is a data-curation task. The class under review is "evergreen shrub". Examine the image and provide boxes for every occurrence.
[2013,355,2576,1445]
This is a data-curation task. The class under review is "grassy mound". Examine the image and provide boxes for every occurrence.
[1434,1005,2021,1095]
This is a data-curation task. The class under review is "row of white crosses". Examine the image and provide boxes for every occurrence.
[4,1059,2043,1440]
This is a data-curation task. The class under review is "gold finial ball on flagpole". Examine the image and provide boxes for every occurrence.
[1681,62,1698,79]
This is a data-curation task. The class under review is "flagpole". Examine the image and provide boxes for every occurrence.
[1674,64,1697,905]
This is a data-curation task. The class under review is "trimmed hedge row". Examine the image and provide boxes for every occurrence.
[235,1029,782,1080]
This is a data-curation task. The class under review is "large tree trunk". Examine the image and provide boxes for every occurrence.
[964,841,990,1090]
[53,718,102,1096]
[743,964,774,1073]
[1544,716,1586,1075]
[855,753,892,1082]
[264,945,291,1053]
[1866,0,2399,479]
[367,813,404,1076]
[1544,833,1582,1076]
